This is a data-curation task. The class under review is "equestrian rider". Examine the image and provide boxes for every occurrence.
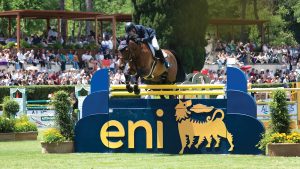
[125,22,170,68]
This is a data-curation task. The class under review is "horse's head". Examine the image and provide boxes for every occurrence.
[119,34,155,78]
[117,39,138,75]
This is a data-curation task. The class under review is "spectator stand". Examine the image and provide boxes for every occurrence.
[0,10,132,51]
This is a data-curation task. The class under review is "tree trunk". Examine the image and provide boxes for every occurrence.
[72,0,75,42]
[240,0,247,42]
[77,0,84,40]
[85,0,93,36]
[60,0,67,44]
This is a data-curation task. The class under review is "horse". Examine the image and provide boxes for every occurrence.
[118,35,185,98]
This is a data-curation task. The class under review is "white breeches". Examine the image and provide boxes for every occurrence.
[152,36,160,50]
[148,36,159,56]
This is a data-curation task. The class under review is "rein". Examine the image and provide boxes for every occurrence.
[144,59,157,79]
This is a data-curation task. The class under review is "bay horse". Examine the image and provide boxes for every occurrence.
[118,35,185,97]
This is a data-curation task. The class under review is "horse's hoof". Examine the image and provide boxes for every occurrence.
[133,84,140,94]
[128,88,134,93]
[126,85,133,93]
[134,88,141,95]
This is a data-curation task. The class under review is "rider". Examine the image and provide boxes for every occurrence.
[125,22,170,68]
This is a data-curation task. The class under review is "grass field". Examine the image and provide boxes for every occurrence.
[1,140,300,169]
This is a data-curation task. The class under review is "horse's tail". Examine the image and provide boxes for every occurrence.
[170,50,186,82]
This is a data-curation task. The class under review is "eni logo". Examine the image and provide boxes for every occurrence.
[100,109,164,149]
[175,100,234,154]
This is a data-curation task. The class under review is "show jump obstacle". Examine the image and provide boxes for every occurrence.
[75,66,265,154]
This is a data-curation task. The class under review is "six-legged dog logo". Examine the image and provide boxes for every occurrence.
[175,100,234,154]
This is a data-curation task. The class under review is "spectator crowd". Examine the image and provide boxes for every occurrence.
[206,39,300,70]
[204,64,300,85]
[1,29,300,86]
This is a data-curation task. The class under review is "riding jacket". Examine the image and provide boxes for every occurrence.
[133,25,156,43]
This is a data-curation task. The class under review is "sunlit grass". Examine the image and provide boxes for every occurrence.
[0,138,300,169]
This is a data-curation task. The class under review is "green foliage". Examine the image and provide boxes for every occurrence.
[258,89,293,152]
[3,99,19,118]
[249,26,260,43]
[32,43,44,49]
[42,128,66,143]
[3,96,10,103]
[9,0,59,10]
[269,31,298,46]
[25,85,74,100]
[51,42,63,50]
[82,42,98,50]
[20,40,31,49]
[269,89,291,134]
[257,131,300,152]
[14,115,37,132]
[293,1,300,23]
[132,0,208,72]
[52,91,74,140]
[74,43,82,49]
[208,0,240,18]
[4,42,15,49]
[94,0,132,13]
[64,43,76,50]
[257,129,273,153]
[0,116,15,133]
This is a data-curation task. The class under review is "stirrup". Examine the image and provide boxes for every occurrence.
[164,61,170,68]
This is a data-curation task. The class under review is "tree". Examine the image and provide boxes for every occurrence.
[60,0,67,44]
[94,0,132,37]
[132,0,209,72]
[85,0,93,36]
[270,90,291,134]
[52,91,74,140]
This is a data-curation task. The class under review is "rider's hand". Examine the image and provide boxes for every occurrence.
[136,38,142,43]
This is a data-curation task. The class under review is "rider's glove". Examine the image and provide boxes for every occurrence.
[136,38,143,43]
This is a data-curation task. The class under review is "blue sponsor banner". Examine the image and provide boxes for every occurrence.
[75,99,264,154]
[75,67,265,155]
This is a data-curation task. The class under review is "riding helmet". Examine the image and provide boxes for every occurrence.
[125,22,136,33]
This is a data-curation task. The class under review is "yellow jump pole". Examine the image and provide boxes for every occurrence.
[110,84,225,90]
[110,90,225,97]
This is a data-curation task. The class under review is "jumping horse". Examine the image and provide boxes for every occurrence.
[118,35,185,98]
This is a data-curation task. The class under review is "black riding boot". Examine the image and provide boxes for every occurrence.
[155,49,170,68]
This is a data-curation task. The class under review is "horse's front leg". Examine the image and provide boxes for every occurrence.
[125,74,133,93]
[133,75,141,95]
